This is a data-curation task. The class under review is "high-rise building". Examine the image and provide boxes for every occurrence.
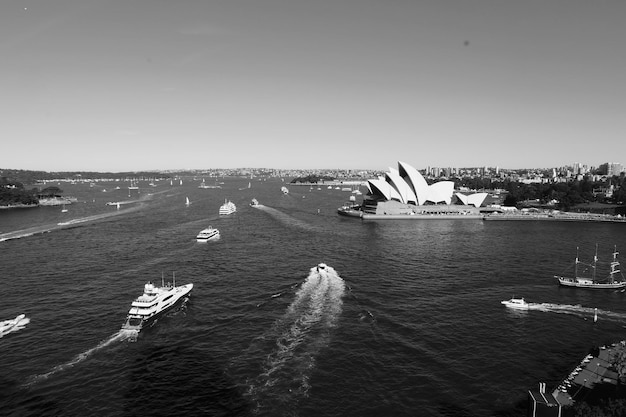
[607,162,623,176]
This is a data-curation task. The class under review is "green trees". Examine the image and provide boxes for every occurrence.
[0,177,38,206]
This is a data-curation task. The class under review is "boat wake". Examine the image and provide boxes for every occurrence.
[0,314,30,338]
[246,264,345,414]
[251,205,317,232]
[528,303,626,322]
[25,329,137,386]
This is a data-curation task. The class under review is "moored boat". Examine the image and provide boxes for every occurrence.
[196,226,220,242]
[501,298,529,310]
[555,245,626,289]
[121,275,193,331]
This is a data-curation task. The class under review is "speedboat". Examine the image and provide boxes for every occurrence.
[219,199,237,215]
[0,314,27,334]
[316,263,327,273]
[501,297,529,310]
[196,226,220,242]
[121,276,193,331]
[250,198,259,207]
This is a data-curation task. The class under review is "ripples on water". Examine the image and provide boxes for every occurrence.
[1,179,626,416]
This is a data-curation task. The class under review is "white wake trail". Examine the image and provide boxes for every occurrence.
[528,303,626,322]
[25,329,137,386]
[247,264,345,413]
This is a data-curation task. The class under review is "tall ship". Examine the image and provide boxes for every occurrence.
[555,245,626,289]
[219,199,237,215]
[121,274,193,331]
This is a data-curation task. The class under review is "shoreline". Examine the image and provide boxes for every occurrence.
[0,204,38,210]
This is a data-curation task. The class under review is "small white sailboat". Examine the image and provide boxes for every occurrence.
[185,197,190,207]
[61,204,68,213]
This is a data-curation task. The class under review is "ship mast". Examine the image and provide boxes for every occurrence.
[592,243,598,281]
[575,246,579,278]
[610,246,620,284]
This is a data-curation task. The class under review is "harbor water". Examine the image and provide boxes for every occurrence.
[1,178,626,416]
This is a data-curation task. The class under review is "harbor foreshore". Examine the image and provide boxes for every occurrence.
[483,212,626,223]
[554,341,626,406]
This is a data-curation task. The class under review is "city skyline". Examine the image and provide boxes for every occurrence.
[2,0,625,172]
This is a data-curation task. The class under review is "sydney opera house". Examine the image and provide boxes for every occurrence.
[338,161,488,219]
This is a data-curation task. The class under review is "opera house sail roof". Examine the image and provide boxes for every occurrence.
[338,161,488,219]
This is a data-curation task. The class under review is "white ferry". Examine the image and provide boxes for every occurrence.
[196,226,220,242]
[121,275,193,331]
[219,199,237,215]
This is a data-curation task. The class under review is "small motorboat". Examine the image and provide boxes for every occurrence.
[501,297,529,310]
[0,314,29,335]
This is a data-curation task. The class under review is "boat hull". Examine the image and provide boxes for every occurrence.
[556,276,626,289]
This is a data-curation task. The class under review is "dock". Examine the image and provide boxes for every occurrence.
[552,341,625,406]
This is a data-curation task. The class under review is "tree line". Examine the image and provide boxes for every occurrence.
[456,175,626,211]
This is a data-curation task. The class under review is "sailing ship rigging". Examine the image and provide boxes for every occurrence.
[555,244,626,289]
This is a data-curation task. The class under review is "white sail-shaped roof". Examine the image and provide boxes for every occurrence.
[367,161,457,206]
[428,181,454,204]
[398,161,429,205]
[455,192,488,207]
[368,179,393,201]
[385,170,417,204]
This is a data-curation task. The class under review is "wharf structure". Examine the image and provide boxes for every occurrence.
[337,161,488,220]
[529,341,626,416]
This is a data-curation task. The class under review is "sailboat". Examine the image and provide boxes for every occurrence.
[555,245,626,289]
[61,204,68,213]
[185,197,190,207]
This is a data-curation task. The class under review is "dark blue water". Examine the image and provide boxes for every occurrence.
[1,178,626,416]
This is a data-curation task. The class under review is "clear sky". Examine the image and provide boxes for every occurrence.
[1,0,625,172]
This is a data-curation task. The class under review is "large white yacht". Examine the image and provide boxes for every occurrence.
[196,226,220,242]
[121,276,193,331]
[219,199,237,215]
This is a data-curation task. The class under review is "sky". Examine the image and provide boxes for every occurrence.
[1,0,625,172]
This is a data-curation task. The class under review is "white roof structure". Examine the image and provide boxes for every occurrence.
[367,161,476,206]
[455,192,488,208]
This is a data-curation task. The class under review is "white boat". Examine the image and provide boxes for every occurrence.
[61,204,68,213]
[121,275,193,331]
[250,198,259,207]
[198,179,211,189]
[185,197,190,207]
[219,199,237,215]
[128,180,139,190]
[501,297,529,310]
[555,245,626,289]
[0,314,29,335]
[281,186,289,194]
[196,226,220,242]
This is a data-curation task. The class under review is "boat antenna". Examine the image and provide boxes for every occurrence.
[173,271,176,287]
[162,272,164,287]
